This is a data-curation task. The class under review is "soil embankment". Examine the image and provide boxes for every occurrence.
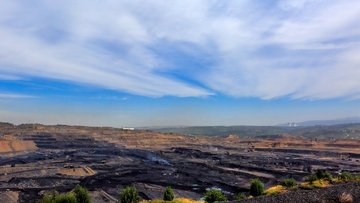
[0,191,19,203]
[0,141,37,153]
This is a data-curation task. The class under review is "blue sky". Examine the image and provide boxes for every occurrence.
[1,0,360,127]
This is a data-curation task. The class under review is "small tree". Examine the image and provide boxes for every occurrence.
[119,186,141,203]
[233,193,247,200]
[163,186,175,201]
[74,185,92,203]
[315,169,325,179]
[204,189,226,203]
[249,178,264,197]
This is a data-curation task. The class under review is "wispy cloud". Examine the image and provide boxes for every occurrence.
[93,96,128,100]
[0,0,360,99]
[0,74,22,80]
[0,93,38,99]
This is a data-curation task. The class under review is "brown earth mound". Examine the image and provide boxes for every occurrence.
[58,166,96,176]
[0,191,19,203]
[3,135,13,141]
[0,141,37,153]
[226,135,238,141]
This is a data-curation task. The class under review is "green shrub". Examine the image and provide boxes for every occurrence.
[37,190,76,203]
[338,172,353,181]
[315,169,325,179]
[204,189,226,203]
[74,185,92,203]
[37,194,51,203]
[305,174,318,184]
[249,178,264,197]
[324,172,333,182]
[55,193,77,203]
[233,193,247,200]
[279,178,297,188]
[163,186,175,201]
[354,174,360,181]
[119,186,141,203]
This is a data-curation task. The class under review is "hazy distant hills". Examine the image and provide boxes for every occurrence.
[278,117,360,126]
[149,122,360,139]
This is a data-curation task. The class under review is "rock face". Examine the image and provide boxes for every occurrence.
[226,181,360,203]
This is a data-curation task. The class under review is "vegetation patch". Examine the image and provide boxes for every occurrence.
[233,193,247,200]
[204,189,226,203]
[263,185,286,196]
[36,185,92,203]
[279,178,297,188]
[163,186,175,201]
[250,178,264,197]
[140,198,204,203]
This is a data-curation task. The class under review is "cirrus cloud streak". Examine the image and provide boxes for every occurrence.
[0,0,360,99]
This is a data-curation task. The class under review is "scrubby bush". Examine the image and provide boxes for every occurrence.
[37,190,76,203]
[305,174,318,184]
[324,172,333,182]
[163,186,175,201]
[249,178,264,197]
[56,193,77,203]
[338,172,353,181]
[119,186,141,203]
[37,193,52,203]
[204,189,226,203]
[279,178,297,188]
[74,185,92,203]
[233,193,247,200]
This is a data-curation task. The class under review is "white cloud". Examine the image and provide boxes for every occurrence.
[0,0,360,99]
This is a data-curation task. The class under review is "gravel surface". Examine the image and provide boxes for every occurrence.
[223,181,360,203]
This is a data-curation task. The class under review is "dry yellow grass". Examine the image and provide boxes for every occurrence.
[301,179,332,188]
[140,198,203,203]
[264,185,286,195]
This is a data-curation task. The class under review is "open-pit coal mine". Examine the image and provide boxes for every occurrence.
[1,122,360,203]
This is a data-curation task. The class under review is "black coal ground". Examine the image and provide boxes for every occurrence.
[1,138,360,203]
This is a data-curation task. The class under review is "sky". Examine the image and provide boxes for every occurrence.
[1,0,360,127]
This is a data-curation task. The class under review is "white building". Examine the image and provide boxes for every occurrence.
[122,127,134,130]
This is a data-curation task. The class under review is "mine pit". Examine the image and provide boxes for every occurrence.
[1,124,360,202]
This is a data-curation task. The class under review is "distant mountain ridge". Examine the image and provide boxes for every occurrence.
[278,117,360,126]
